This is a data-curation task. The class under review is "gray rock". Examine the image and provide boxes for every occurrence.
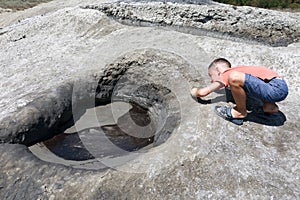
[0,1,299,199]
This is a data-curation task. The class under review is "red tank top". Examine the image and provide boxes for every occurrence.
[221,66,279,87]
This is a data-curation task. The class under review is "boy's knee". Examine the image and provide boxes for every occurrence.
[228,71,245,86]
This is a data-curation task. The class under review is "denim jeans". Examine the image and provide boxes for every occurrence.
[243,73,288,102]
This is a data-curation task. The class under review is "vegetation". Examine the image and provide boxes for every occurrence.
[0,0,52,11]
[214,0,300,9]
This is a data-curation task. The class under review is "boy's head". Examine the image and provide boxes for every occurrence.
[208,58,231,82]
[208,58,231,70]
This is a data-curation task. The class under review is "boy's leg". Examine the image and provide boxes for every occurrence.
[228,71,248,118]
[263,102,279,113]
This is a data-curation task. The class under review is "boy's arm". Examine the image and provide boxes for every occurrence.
[196,81,224,97]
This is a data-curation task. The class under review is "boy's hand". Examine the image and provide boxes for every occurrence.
[191,88,209,97]
[191,88,197,97]
[191,82,224,98]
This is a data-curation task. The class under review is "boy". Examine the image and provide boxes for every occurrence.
[191,58,288,125]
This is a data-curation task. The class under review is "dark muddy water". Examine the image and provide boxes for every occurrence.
[42,102,155,161]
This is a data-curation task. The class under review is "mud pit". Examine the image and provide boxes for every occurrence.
[6,49,185,170]
[29,102,158,169]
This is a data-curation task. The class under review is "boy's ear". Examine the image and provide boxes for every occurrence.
[215,65,221,72]
[215,65,225,73]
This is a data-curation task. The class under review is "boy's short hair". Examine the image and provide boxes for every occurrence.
[208,58,231,69]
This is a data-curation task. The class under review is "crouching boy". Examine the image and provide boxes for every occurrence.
[191,58,288,125]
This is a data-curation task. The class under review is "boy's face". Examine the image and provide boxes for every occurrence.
[208,68,220,83]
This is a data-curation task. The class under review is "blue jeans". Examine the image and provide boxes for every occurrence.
[243,74,288,102]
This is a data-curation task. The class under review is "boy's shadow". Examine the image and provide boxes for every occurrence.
[193,89,286,126]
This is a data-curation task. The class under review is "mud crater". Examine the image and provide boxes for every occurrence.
[21,49,184,169]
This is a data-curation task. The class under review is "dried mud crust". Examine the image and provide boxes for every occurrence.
[84,2,300,46]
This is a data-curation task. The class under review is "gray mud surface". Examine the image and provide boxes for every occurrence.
[0,0,299,199]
